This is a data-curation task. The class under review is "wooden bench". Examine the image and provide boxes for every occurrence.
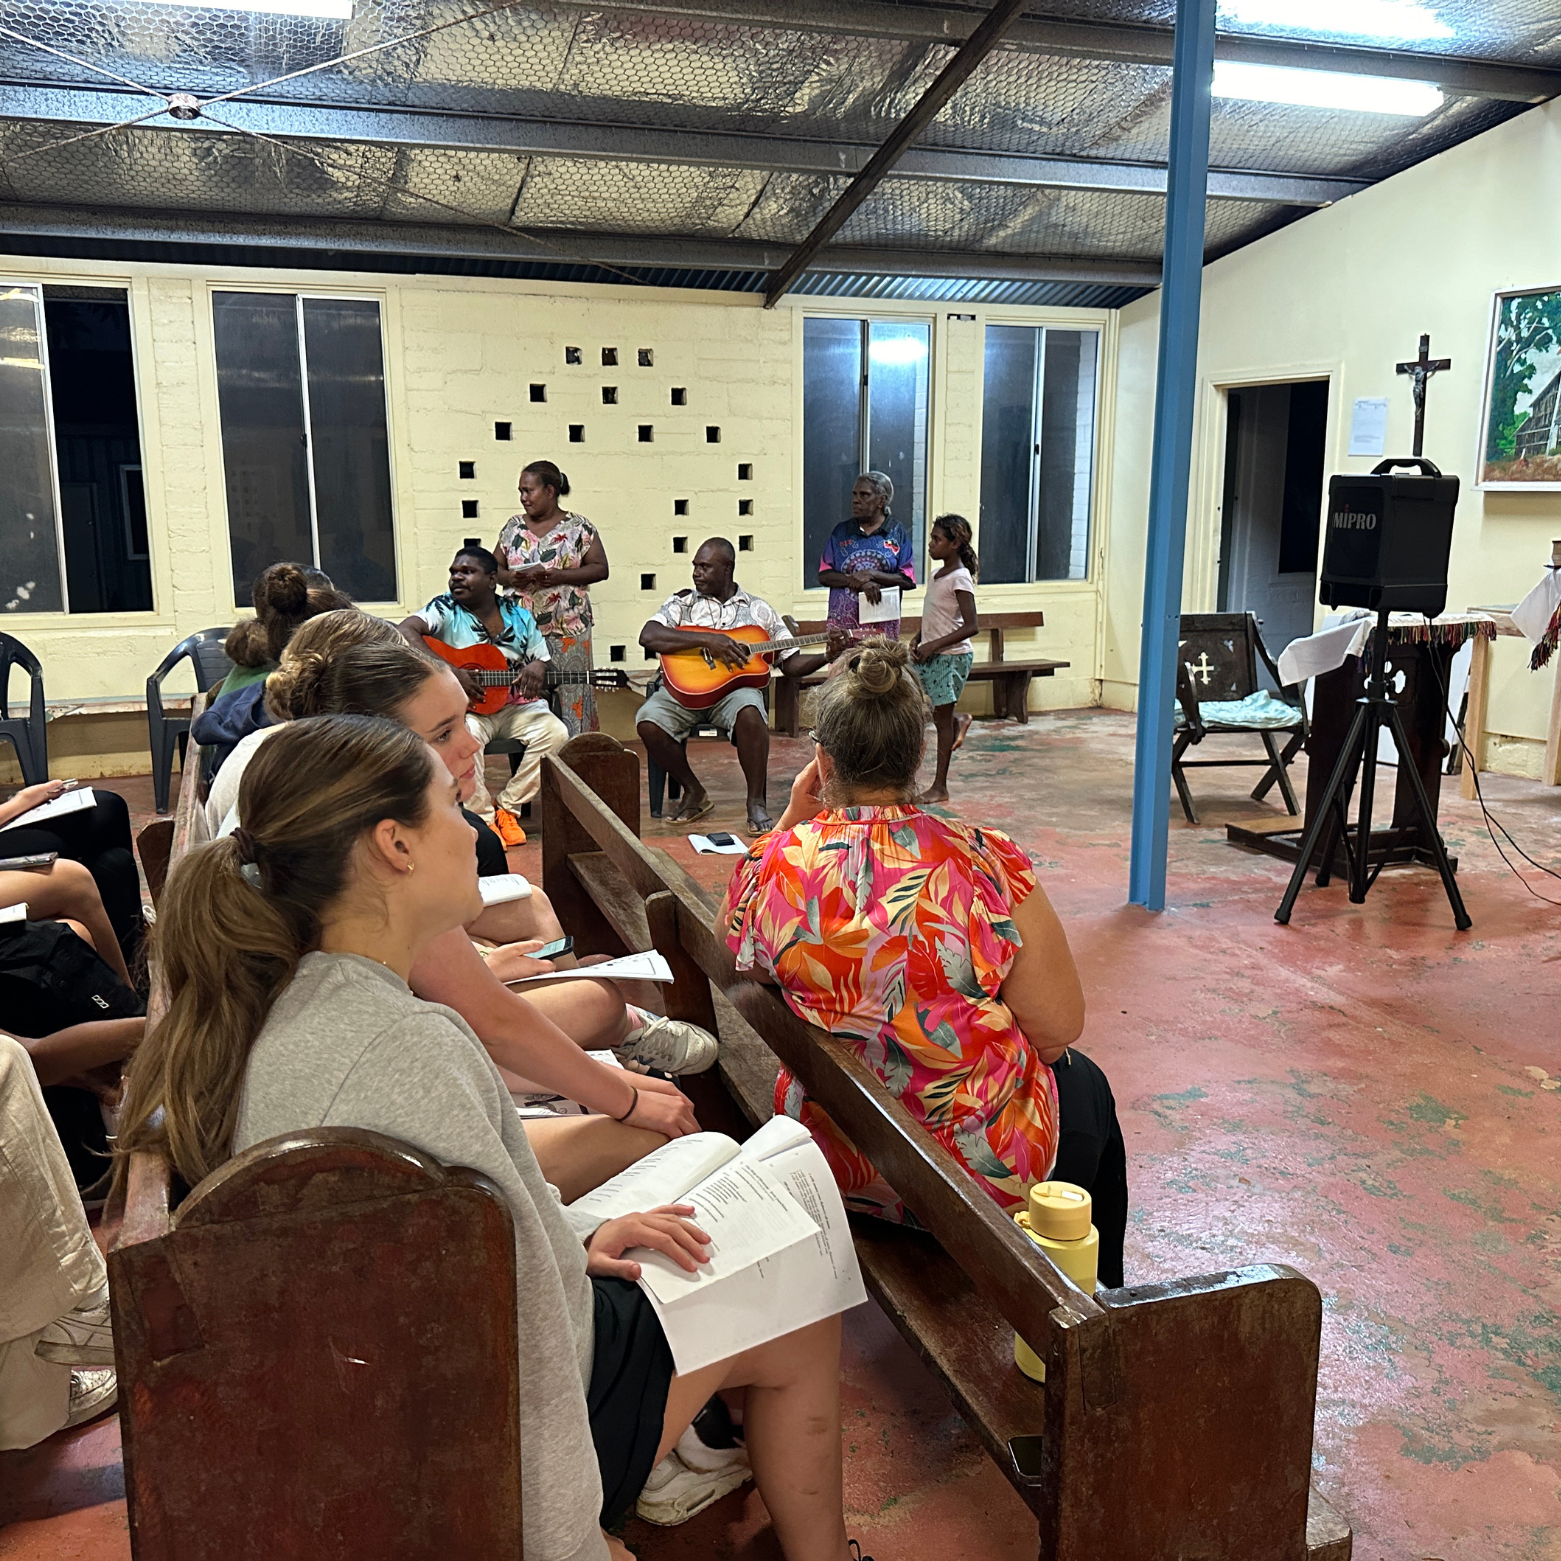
[542,733,1353,1561]
[772,611,1068,737]
[107,1129,523,1561]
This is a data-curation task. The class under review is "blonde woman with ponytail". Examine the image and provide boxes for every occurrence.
[722,638,1129,1288]
[116,715,853,1561]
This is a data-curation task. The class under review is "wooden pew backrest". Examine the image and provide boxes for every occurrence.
[110,1128,522,1561]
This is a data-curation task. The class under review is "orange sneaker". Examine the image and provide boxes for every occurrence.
[493,808,527,848]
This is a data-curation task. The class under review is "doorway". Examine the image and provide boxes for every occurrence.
[1216,380,1329,671]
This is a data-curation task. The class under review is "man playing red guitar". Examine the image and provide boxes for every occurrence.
[638,538,838,835]
[399,545,569,847]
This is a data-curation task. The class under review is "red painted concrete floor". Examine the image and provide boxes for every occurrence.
[4,713,1559,1561]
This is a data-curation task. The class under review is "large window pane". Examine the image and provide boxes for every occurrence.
[978,325,1038,586]
[802,317,862,581]
[47,289,152,613]
[1037,330,1096,582]
[866,320,930,563]
[978,324,1098,584]
[301,299,397,602]
[0,284,65,614]
[214,292,314,607]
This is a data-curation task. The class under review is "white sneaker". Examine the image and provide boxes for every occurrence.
[64,1367,117,1428]
[36,1293,114,1368]
[634,1438,752,1526]
[615,1015,719,1077]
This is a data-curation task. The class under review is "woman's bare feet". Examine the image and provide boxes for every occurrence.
[952,713,973,752]
[916,785,949,804]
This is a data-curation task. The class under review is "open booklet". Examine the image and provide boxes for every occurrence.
[571,1115,867,1374]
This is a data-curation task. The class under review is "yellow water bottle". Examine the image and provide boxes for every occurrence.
[1013,1181,1099,1382]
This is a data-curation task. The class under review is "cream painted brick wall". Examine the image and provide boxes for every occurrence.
[0,261,1109,772]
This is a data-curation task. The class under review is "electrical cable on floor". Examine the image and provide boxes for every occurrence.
[1421,627,1561,908]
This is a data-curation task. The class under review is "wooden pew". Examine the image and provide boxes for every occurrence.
[542,734,1353,1561]
[109,1129,522,1561]
[772,610,1070,738]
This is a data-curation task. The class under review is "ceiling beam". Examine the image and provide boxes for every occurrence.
[762,0,1030,305]
[0,201,1165,286]
[530,0,1561,103]
[0,83,1367,207]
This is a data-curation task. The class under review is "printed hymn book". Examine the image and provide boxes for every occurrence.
[570,1116,867,1373]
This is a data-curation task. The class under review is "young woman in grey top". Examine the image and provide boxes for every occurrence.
[114,716,852,1561]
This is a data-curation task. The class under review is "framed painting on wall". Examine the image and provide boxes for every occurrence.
[1477,284,1561,489]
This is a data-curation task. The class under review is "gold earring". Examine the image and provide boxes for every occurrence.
[406,862,416,875]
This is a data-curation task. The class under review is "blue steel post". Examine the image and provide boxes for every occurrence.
[1127,0,1217,910]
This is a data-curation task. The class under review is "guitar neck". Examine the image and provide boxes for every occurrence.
[744,633,831,657]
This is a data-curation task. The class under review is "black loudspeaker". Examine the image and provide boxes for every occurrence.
[1319,456,1458,617]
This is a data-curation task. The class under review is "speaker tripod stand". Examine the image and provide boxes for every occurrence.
[1276,609,1471,930]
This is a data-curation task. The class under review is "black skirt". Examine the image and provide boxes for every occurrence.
[587,1277,675,1527]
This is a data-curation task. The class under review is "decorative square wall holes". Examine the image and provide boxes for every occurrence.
[529,384,546,402]
[569,424,585,442]
[640,573,656,590]
[602,386,618,404]
[705,426,721,443]
[462,499,479,519]
[673,499,689,516]
[738,535,754,551]
[602,347,618,366]
[494,421,512,441]
[670,388,687,406]
[609,644,626,663]
[565,346,582,365]
[459,460,475,479]
[737,463,752,480]
[638,425,654,442]
[738,499,753,515]
[672,536,688,553]
[638,349,653,367]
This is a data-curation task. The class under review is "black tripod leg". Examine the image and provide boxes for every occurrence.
[1276,700,1369,924]
[1384,702,1472,931]
[1349,700,1383,905]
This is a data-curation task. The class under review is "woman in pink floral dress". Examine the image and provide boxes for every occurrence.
[495,461,609,736]
[720,638,1127,1285]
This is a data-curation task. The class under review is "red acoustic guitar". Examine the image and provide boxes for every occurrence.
[659,625,829,710]
[422,636,627,717]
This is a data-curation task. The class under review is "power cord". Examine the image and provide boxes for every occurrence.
[1421,625,1561,907]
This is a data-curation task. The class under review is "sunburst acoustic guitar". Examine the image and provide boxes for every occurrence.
[658,625,830,710]
[422,636,628,717]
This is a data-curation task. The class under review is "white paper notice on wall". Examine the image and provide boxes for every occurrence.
[1348,398,1389,457]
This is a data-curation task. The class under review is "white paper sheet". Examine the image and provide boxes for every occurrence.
[689,833,748,855]
[0,787,95,834]
[477,872,532,906]
[1348,397,1388,457]
[859,586,902,625]
[506,949,674,987]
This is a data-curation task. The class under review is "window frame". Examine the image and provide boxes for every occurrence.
[208,284,399,608]
[796,306,937,596]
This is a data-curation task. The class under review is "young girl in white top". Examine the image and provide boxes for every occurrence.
[910,514,979,803]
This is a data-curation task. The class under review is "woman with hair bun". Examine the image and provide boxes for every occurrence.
[495,461,610,736]
[721,637,1128,1286]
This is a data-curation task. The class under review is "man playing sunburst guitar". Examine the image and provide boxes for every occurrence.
[398,545,569,847]
[638,537,840,836]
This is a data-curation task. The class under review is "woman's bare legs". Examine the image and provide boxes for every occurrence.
[466,883,567,952]
[654,1316,848,1561]
[508,979,633,1058]
[521,1115,667,1202]
[0,864,132,986]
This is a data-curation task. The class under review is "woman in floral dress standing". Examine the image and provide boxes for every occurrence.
[494,460,610,735]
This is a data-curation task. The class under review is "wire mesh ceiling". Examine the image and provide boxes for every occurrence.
[0,0,1553,300]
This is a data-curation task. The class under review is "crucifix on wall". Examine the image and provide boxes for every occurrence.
[1395,333,1452,457]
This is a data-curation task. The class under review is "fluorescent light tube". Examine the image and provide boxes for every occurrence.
[1218,0,1452,43]
[1213,61,1443,116]
[136,0,352,15]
